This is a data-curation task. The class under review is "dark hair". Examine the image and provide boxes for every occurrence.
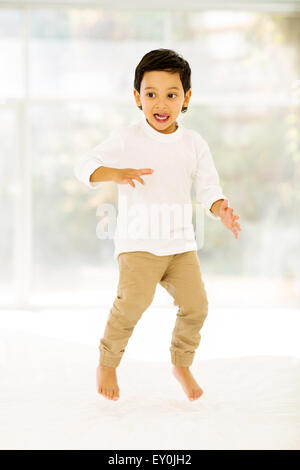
[134,48,191,113]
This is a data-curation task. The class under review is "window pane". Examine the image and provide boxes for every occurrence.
[0,108,16,304]
[30,9,164,98]
[186,104,300,291]
[0,9,24,99]
[173,11,297,98]
[31,102,140,305]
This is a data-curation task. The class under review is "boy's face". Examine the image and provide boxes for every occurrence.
[133,70,191,134]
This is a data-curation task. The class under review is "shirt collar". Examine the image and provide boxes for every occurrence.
[140,115,183,143]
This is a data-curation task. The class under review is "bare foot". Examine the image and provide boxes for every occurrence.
[172,365,203,401]
[96,364,120,401]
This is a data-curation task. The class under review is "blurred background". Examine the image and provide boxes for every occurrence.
[0,0,300,315]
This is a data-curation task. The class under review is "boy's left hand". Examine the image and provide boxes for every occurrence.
[219,199,242,239]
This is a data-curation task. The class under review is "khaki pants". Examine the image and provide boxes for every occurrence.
[99,250,208,368]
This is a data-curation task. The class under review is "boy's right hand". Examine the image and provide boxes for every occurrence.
[112,168,154,188]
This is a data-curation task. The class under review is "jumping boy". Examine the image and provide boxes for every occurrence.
[74,49,242,402]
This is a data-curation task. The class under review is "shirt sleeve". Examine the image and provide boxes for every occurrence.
[193,134,229,221]
[74,128,124,189]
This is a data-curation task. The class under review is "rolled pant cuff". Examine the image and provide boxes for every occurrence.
[171,351,194,367]
[99,354,120,368]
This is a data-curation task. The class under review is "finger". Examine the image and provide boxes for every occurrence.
[128,179,135,188]
[138,169,154,175]
[226,215,235,228]
[128,169,153,176]
[134,176,145,185]
[125,169,147,175]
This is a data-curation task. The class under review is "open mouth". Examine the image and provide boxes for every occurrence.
[153,114,170,123]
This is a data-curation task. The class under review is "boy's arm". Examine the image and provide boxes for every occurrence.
[90,165,154,187]
[210,198,225,218]
[74,136,154,190]
[193,139,229,221]
[193,135,242,238]
[89,166,117,183]
[74,130,123,189]
[74,130,154,189]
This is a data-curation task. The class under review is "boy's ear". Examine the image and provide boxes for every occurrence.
[133,88,141,107]
[183,89,192,108]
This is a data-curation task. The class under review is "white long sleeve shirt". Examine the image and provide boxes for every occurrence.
[74,115,228,260]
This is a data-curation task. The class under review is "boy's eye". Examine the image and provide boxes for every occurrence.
[146,93,177,98]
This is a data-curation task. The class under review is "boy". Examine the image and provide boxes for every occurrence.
[74,49,242,402]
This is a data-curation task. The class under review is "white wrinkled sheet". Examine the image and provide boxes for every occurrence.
[0,327,299,450]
